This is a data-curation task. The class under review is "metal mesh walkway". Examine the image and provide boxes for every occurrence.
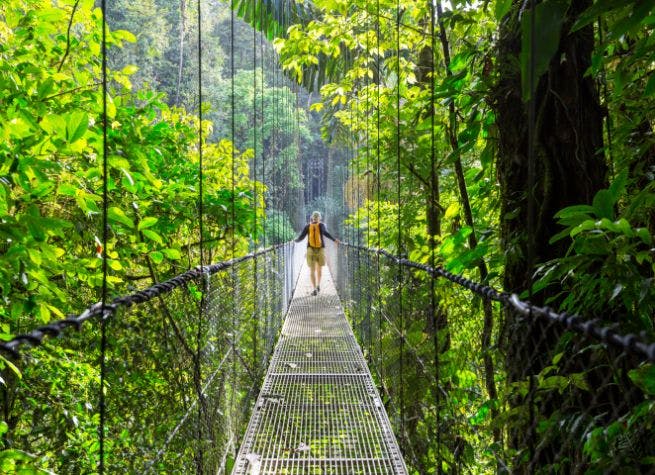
[233,258,407,474]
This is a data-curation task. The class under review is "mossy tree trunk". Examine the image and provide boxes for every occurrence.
[493,0,607,465]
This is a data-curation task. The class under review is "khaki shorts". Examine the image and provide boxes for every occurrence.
[306,247,326,266]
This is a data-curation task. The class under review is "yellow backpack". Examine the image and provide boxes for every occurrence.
[308,223,322,248]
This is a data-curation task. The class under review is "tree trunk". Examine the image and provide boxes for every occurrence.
[495,0,606,371]
[493,0,607,466]
[435,0,500,453]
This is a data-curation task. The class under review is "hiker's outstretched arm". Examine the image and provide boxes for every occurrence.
[295,225,309,242]
[320,223,338,242]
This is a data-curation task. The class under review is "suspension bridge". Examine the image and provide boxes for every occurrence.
[2,237,654,473]
[233,247,406,474]
[2,0,655,473]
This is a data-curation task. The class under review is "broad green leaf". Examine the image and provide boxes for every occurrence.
[607,1,655,40]
[570,219,595,237]
[309,102,324,112]
[8,117,33,139]
[109,155,131,170]
[495,0,512,21]
[27,249,42,265]
[520,0,571,102]
[645,74,655,97]
[40,114,66,136]
[138,217,159,231]
[149,251,164,264]
[107,95,117,119]
[162,248,182,260]
[555,205,596,219]
[571,0,627,32]
[37,304,51,323]
[614,218,633,236]
[112,29,137,43]
[108,207,135,228]
[629,364,655,395]
[444,202,460,220]
[449,52,470,73]
[141,229,163,244]
[57,183,78,197]
[47,305,64,319]
[66,111,88,143]
[0,355,21,379]
[0,185,8,216]
[592,189,615,220]
[108,260,123,271]
[636,228,652,245]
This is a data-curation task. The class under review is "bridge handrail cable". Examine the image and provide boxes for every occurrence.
[0,243,287,358]
[341,241,655,363]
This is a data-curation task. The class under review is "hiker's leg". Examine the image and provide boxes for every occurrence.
[309,260,317,288]
[316,262,322,287]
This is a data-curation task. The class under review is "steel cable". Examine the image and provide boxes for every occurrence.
[0,244,287,358]
[99,0,109,470]
[341,242,655,363]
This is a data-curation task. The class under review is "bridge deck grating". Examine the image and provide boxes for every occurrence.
[233,259,407,474]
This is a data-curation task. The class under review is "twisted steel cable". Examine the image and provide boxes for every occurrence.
[342,242,655,363]
[0,244,286,358]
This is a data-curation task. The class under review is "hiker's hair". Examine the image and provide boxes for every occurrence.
[311,211,321,221]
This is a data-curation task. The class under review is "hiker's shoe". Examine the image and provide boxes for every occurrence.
[311,289,318,296]
[316,286,320,293]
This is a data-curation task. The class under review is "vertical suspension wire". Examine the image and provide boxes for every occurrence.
[365,5,372,359]
[349,88,356,305]
[429,0,441,472]
[396,0,405,433]
[99,0,108,472]
[273,55,279,244]
[260,16,270,350]
[285,76,291,245]
[295,83,301,230]
[230,1,237,259]
[261,14,267,250]
[252,0,259,372]
[197,3,204,270]
[354,84,361,333]
[355,93,360,249]
[280,3,287,306]
[229,0,238,454]
[196,0,206,468]
[375,0,383,382]
[277,57,281,244]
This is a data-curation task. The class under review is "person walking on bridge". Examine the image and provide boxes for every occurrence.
[295,211,340,296]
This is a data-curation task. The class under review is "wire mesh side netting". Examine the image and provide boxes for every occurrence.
[0,244,296,474]
[329,245,655,474]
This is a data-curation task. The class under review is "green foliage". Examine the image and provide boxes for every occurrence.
[520,0,571,101]
[3,0,655,472]
[535,175,654,327]
[264,209,295,243]
[0,0,269,471]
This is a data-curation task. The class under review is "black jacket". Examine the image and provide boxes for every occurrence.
[295,222,336,248]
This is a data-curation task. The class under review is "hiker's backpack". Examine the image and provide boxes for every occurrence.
[308,223,322,248]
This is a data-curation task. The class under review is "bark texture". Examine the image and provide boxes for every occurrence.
[495,0,606,364]
[493,0,608,467]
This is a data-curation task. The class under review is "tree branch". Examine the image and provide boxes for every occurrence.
[57,1,81,73]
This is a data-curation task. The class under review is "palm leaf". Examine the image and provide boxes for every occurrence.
[232,0,347,92]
